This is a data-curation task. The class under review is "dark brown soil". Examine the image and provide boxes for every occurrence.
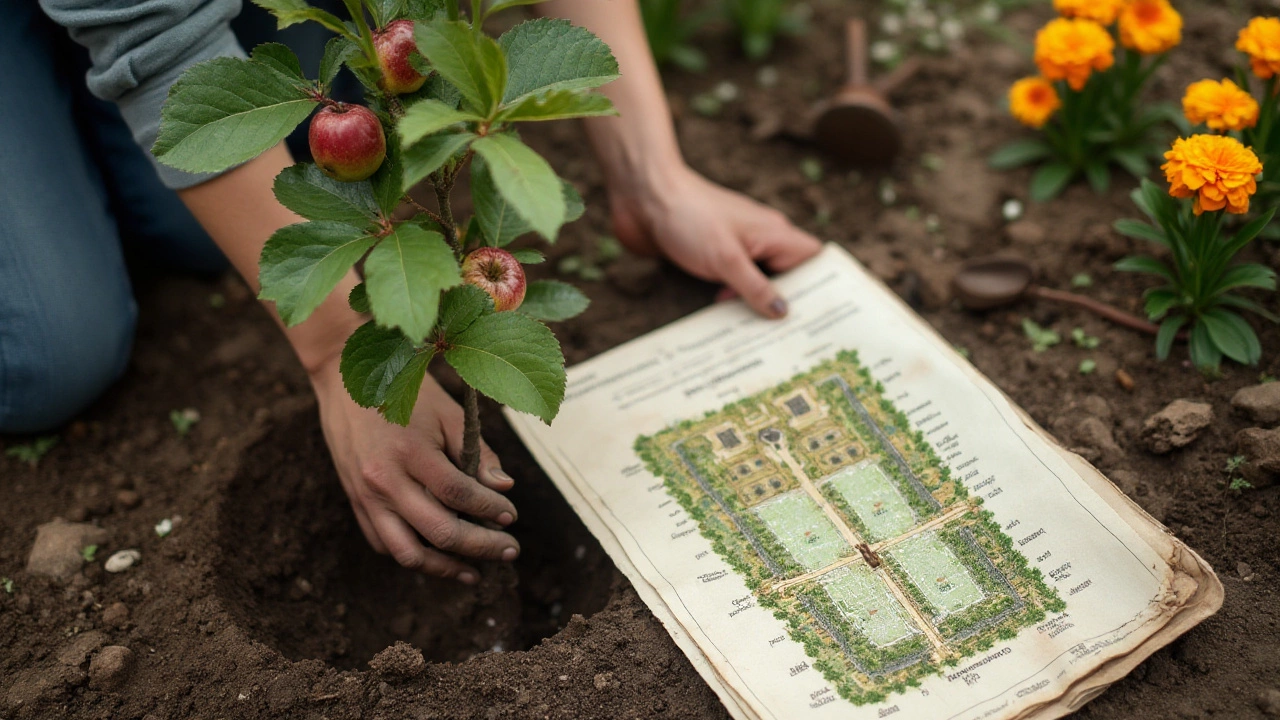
[4,2,1280,718]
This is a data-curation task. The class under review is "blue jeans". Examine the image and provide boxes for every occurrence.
[0,3,352,433]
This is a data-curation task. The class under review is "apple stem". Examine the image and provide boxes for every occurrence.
[460,385,481,478]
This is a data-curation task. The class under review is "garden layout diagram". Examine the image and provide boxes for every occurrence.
[509,245,1221,720]
[636,351,1064,705]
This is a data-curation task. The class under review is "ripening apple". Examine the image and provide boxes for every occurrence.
[374,20,426,95]
[308,103,386,182]
[462,248,527,312]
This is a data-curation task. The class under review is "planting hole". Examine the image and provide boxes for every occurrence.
[214,404,613,669]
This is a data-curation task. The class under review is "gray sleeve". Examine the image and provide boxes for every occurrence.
[40,0,248,189]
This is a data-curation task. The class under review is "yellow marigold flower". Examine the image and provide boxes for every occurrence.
[1053,0,1124,25]
[1034,18,1116,91]
[1162,135,1263,215]
[1009,77,1062,128]
[1119,0,1183,55]
[1183,79,1260,132]
[1236,17,1280,80]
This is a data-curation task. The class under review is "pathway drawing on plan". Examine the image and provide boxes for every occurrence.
[636,351,1065,705]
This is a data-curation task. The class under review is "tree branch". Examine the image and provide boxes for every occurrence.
[460,384,481,478]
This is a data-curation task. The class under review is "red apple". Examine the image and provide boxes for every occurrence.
[462,248,526,312]
[308,103,386,182]
[374,20,426,95]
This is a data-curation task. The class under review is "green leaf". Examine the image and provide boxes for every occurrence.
[259,222,377,326]
[473,156,583,247]
[319,37,359,87]
[1029,163,1073,202]
[510,248,545,264]
[1084,162,1110,194]
[1216,263,1277,293]
[370,0,406,26]
[402,132,475,188]
[988,139,1053,170]
[472,133,565,241]
[1202,308,1261,365]
[154,57,316,173]
[1188,321,1222,370]
[496,90,616,123]
[1111,148,1150,179]
[273,164,380,226]
[364,224,461,342]
[1218,294,1280,323]
[1114,255,1175,282]
[1113,219,1169,247]
[399,99,481,145]
[1228,207,1278,247]
[499,19,620,104]
[1143,287,1182,320]
[250,0,353,37]
[484,0,550,21]
[438,284,494,339]
[519,280,589,321]
[414,20,507,115]
[404,0,447,20]
[381,350,434,425]
[340,321,415,407]
[1155,314,1186,360]
[1021,319,1060,352]
[251,43,305,80]
[444,312,566,422]
[372,131,404,214]
[349,283,371,313]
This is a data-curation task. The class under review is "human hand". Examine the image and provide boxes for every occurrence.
[608,164,823,318]
[308,355,519,584]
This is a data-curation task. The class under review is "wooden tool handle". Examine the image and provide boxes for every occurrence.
[1027,286,1161,336]
[846,18,868,88]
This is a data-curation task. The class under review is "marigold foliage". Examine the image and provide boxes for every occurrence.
[1053,0,1124,26]
[1119,0,1183,55]
[1163,135,1263,215]
[1034,18,1115,91]
[1236,17,1280,80]
[1182,79,1259,132]
[1009,77,1061,129]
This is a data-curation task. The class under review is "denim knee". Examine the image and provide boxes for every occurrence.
[0,289,137,434]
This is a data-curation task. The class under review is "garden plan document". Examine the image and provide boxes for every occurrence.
[506,244,1223,720]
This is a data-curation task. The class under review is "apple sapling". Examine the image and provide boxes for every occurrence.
[309,103,387,181]
[152,0,618,486]
[374,19,427,95]
[462,248,526,311]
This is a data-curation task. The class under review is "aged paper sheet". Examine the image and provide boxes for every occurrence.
[508,244,1221,720]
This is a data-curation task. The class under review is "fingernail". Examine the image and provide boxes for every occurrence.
[458,571,478,585]
[497,511,514,526]
[769,298,788,318]
[501,547,519,562]
[489,468,513,485]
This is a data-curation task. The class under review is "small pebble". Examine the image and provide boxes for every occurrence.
[89,645,135,690]
[115,490,141,510]
[1115,368,1135,391]
[1001,199,1024,222]
[154,518,173,537]
[102,602,130,628]
[104,549,141,574]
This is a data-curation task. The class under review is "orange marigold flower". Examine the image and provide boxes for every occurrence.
[1053,0,1124,25]
[1034,18,1115,91]
[1236,17,1280,80]
[1119,0,1183,55]
[1009,77,1062,128]
[1162,135,1263,215]
[1183,79,1260,132]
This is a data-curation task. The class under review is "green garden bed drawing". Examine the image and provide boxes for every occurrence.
[636,351,1065,705]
